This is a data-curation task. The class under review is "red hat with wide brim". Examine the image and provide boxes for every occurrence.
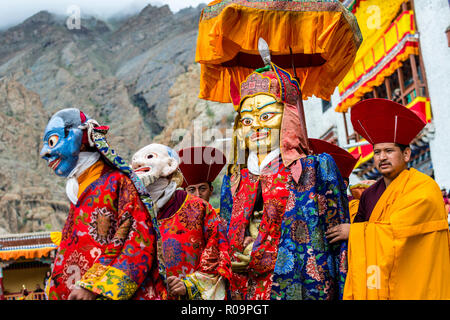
[309,138,359,179]
[178,146,227,188]
[351,98,426,145]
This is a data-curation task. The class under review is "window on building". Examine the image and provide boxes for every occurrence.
[362,91,374,100]
[402,58,414,88]
[351,53,428,142]
[374,83,388,100]
[389,71,401,102]
[321,99,332,113]
[344,0,429,144]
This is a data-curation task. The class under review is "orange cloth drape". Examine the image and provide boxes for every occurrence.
[196,1,362,103]
[348,199,360,223]
[77,160,104,198]
[344,169,450,299]
[0,247,56,261]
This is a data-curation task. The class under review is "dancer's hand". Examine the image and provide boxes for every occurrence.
[68,287,97,300]
[231,253,251,273]
[326,223,350,243]
[167,276,187,297]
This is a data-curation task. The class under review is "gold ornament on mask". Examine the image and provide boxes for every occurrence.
[236,93,284,164]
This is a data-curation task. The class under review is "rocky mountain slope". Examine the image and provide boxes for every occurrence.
[0,4,233,234]
[0,79,69,233]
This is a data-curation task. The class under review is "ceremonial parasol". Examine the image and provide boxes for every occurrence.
[196,0,363,104]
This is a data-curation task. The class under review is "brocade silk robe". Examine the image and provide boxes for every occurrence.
[158,190,232,300]
[46,163,167,300]
[223,154,350,300]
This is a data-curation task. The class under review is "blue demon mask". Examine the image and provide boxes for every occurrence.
[40,108,88,177]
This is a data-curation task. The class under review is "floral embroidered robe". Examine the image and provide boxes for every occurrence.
[159,190,232,300]
[46,163,167,300]
[222,153,350,300]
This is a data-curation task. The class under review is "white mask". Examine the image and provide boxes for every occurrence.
[132,143,180,187]
[132,143,180,211]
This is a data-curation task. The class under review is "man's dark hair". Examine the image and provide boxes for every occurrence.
[395,143,410,152]
[186,182,213,190]
[372,143,410,151]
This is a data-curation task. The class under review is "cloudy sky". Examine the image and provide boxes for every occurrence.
[0,0,207,29]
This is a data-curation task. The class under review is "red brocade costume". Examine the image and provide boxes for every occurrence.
[46,162,167,300]
[219,64,349,300]
[158,190,232,300]
[228,158,291,299]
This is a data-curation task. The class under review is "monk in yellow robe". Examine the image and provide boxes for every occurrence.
[343,98,450,300]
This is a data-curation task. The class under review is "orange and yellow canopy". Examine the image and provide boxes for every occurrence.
[196,0,362,104]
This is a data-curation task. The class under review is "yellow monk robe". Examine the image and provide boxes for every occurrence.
[348,199,360,224]
[344,168,450,300]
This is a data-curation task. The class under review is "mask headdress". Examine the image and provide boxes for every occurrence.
[42,108,166,280]
[228,39,311,183]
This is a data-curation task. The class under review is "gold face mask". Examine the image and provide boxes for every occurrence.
[237,94,284,156]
